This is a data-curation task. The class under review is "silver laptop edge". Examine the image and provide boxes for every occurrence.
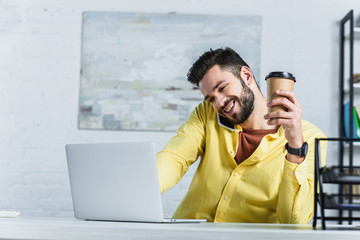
[66,142,206,223]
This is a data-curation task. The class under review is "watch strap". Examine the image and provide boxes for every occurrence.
[285,142,308,157]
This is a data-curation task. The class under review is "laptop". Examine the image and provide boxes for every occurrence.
[65,141,206,223]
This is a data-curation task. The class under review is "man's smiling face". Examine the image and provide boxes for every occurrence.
[199,65,255,125]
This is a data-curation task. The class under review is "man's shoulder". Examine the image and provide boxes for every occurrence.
[193,100,216,117]
[195,100,213,110]
[301,119,327,139]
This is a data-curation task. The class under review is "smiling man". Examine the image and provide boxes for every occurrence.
[156,47,327,223]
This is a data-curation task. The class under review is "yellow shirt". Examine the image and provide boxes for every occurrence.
[157,101,327,223]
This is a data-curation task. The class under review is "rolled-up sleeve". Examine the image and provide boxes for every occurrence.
[156,102,207,193]
[277,135,327,224]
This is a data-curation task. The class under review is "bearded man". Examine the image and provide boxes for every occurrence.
[156,47,327,223]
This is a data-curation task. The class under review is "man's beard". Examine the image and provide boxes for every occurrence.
[220,83,255,125]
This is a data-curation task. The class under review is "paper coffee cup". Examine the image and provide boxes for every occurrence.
[265,71,296,113]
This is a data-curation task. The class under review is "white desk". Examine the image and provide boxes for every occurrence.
[0,217,359,240]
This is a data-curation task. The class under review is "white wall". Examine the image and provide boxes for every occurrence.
[0,0,359,218]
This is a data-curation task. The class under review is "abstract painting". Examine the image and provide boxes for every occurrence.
[78,12,261,131]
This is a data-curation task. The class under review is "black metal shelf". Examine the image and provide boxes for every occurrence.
[312,9,360,230]
[315,216,360,221]
[313,138,360,230]
[323,194,360,210]
[321,166,360,184]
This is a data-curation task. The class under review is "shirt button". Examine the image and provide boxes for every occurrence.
[224,196,228,200]
[231,150,235,155]
[290,172,293,176]
[234,173,239,177]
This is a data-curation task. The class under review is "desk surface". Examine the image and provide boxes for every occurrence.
[0,217,359,240]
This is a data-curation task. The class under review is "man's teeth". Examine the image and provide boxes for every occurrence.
[225,101,234,113]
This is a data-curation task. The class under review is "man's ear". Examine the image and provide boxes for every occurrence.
[240,66,255,86]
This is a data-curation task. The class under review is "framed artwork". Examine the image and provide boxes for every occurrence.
[79,12,261,131]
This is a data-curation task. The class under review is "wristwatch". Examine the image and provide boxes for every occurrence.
[284,142,308,157]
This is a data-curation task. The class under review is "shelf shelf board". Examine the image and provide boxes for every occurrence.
[354,27,360,38]
[321,166,360,184]
[347,27,360,39]
[343,83,360,93]
[323,175,360,184]
[344,141,360,147]
[316,216,360,221]
[324,203,360,210]
[354,83,360,88]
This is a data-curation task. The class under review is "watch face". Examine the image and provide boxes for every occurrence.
[302,142,308,156]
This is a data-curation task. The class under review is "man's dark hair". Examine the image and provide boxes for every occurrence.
[187,47,251,86]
